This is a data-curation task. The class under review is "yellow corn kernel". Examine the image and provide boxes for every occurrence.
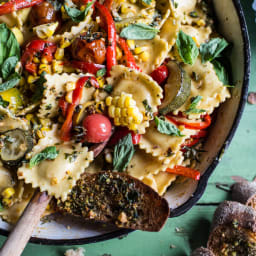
[129,0,136,3]
[115,107,121,117]
[134,47,144,55]
[127,40,135,50]
[105,96,112,106]
[105,153,112,163]
[2,198,11,207]
[117,95,126,107]
[139,51,150,62]
[11,27,24,45]
[112,96,119,106]
[124,95,135,107]
[96,76,105,88]
[128,123,137,131]
[65,81,76,92]
[134,113,143,124]
[114,117,120,126]
[36,129,44,139]
[127,107,136,116]
[65,91,73,104]
[41,57,49,64]
[55,48,64,60]
[41,127,51,133]
[33,57,40,63]
[108,105,115,117]
[116,46,122,61]
[52,60,64,74]
[39,118,51,126]
[196,19,206,27]
[121,108,127,117]
[60,37,72,49]
[27,75,39,84]
[1,187,15,199]
[26,114,34,121]
[121,4,130,14]
[126,116,133,124]
[39,63,51,74]
[61,5,69,20]
[19,77,25,86]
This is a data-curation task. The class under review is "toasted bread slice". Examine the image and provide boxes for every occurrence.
[57,171,170,231]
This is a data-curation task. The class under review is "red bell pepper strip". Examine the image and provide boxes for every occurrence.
[21,40,56,74]
[60,76,99,141]
[150,65,169,86]
[58,96,68,117]
[71,61,105,75]
[191,129,208,139]
[118,38,141,71]
[95,2,117,76]
[166,166,200,181]
[108,127,141,145]
[167,114,211,130]
[104,0,113,10]
[0,0,44,16]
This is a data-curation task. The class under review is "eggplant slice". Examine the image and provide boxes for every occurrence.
[159,61,191,115]
[0,129,33,166]
[57,171,170,232]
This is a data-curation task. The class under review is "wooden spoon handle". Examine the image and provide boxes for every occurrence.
[0,191,51,256]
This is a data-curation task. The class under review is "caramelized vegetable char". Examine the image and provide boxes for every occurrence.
[71,34,106,64]
[29,1,58,26]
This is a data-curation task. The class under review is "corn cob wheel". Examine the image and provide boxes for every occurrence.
[106,92,143,131]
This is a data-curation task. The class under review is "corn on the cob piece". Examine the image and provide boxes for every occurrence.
[106,92,143,131]
[1,187,15,199]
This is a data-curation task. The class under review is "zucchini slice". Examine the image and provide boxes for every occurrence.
[159,61,191,115]
[0,129,33,166]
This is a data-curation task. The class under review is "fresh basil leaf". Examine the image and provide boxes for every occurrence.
[176,30,199,65]
[113,134,135,172]
[1,56,18,80]
[120,23,159,40]
[0,23,20,67]
[185,96,206,114]
[0,96,9,108]
[29,146,59,168]
[200,38,229,63]
[0,72,20,92]
[31,72,47,102]
[64,1,93,23]
[96,68,106,77]
[211,59,230,85]
[141,0,152,5]
[104,84,113,93]
[155,116,183,137]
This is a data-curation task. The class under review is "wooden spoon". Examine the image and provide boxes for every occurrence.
[0,139,109,256]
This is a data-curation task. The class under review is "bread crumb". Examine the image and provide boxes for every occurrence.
[64,248,85,256]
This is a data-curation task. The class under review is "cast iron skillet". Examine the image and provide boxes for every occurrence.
[0,0,251,245]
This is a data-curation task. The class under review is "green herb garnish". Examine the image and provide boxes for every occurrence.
[96,68,106,77]
[185,96,205,114]
[29,146,59,168]
[176,30,199,65]
[154,116,183,137]
[113,134,135,172]
[0,95,9,108]
[120,23,159,40]
[211,59,230,85]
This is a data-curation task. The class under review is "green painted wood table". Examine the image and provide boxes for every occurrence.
[1,1,255,255]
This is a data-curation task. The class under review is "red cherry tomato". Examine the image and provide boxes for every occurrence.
[83,114,112,143]
[150,65,169,86]
[108,127,141,145]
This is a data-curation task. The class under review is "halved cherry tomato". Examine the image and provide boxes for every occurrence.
[150,65,169,86]
[108,127,141,146]
[166,166,200,181]
[167,114,211,130]
[83,114,112,143]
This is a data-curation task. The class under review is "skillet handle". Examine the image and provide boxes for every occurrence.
[0,191,51,256]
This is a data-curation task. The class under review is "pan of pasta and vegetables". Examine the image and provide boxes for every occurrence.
[0,0,250,245]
